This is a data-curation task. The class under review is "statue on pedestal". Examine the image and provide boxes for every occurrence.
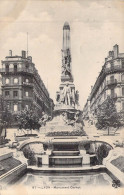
[63,83,71,105]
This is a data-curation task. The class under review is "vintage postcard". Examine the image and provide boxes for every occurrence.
[0,0,124,195]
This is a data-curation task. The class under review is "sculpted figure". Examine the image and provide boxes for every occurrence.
[63,83,71,105]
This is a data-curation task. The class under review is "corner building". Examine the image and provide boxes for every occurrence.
[83,45,124,122]
[0,50,54,119]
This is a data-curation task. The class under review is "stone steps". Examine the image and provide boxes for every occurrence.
[49,155,82,165]
[52,151,80,156]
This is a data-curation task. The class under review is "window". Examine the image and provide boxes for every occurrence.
[5,91,9,97]
[25,105,29,110]
[25,91,29,97]
[14,104,18,112]
[122,102,124,110]
[5,78,9,84]
[25,62,29,69]
[122,88,124,96]
[14,64,17,72]
[111,89,114,97]
[6,64,9,73]
[7,103,10,110]
[122,74,124,83]
[25,79,29,83]
[13,91,18,97]
[122,59,124,68]
[110,61,114,68]
[14,78,18,84]
[110,75,114,82]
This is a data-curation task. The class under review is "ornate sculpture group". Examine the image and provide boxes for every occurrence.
[61,48,72,79]
[62,111,84,129]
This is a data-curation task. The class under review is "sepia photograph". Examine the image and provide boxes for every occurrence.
[0,0,124,194]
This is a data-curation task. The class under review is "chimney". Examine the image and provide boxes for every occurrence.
[9,50,12,56]
[105,58,108,62]
[22,50,26,58]
[111,51,114,57]
[108,51,112,57]
[113,44,119,58]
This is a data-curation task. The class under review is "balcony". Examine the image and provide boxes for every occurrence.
[104,65,124,73]
[23,96,33,101]
[22,82,33,87]
[107,79,117,86]
[0,67,34,74]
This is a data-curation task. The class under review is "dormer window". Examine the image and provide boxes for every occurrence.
[6,64,9,73]
[25,62,29,69]
[14,64,17,72]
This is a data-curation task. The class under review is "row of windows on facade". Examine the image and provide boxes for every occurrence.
[5,91,29,97]
[93,74,124,101]
[5,78,30,84]
[8,104,29,112]
[4,65,48,96]
[91,88,124,105]
[5,77,46,95]
[4,63,29,70]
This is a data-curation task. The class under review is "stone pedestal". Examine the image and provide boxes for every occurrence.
[80,149,86,155]
[80,149,90,165]
[42,154,49,165]
[82,154,90,165]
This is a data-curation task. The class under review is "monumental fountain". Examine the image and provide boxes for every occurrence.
[1,22,123,189]
[18,22,112,168]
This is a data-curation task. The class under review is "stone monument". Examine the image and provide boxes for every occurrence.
[55,22,79,110]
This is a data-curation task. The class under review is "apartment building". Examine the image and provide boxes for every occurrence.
[83,44,124,122]
[0,50,54,120]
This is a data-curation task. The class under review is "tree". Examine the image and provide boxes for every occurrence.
[96,144,111,164]
[0,95,13,127]
[16,108,41,134]
[95,96,122,135]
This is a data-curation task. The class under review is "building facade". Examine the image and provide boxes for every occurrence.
[0,50,54,120]
[83,44,124,122]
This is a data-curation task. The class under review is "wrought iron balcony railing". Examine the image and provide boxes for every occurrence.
[104,65,124,73]
[22,82,33,87]
[0,67,34,74]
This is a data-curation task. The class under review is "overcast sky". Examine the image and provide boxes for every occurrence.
[0,0,124,108]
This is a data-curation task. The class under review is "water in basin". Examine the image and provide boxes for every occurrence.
[13,172,113,189]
